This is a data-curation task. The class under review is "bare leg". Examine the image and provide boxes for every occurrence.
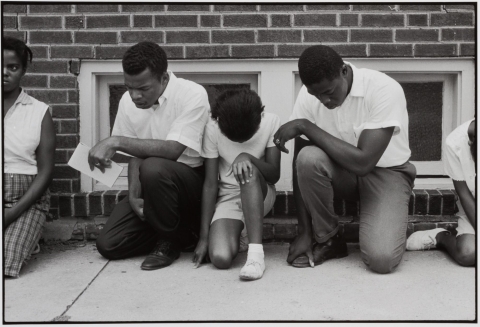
[208,218,243,269]
[240,165,268,244]
[436,232,475,267]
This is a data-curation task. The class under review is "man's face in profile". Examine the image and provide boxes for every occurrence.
[305,66,349,110]
[124,68,167,109]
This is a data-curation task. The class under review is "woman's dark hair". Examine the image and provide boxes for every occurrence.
[122,41,168,81]
[298,45,344,86]
[3,36,33,70]
[211,88,264,143]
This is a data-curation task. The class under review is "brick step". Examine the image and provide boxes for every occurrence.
[49,189,458,220]
[41,214,459,244]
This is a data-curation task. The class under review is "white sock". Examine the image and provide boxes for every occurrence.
[240,244,265,280]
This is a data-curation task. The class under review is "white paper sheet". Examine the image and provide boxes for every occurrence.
[68,143,123,188]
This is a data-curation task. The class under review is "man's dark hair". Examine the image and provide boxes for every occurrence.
[122,41,168,81]
[3,36,33,70]
[211,88,264,143]
[298,45,344,86]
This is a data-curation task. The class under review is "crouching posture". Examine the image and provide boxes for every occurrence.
[274,45,416,274]
[407,119,475,266]
[192,89,281,280]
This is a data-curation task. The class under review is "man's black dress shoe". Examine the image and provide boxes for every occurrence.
[141,239,181,270]
[291,231,348,268]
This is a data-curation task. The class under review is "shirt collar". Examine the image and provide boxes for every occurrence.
[344,62,364,98]
[14,88,34,106]
[159,70,176,101]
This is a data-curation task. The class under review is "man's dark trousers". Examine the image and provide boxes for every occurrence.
[96,157,204,260]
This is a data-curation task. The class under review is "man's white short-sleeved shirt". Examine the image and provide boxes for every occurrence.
[202,112,281,196]
[112,71,210,168]
[444,119,475,196]
[290,62,411,168]
[4,89,50,175]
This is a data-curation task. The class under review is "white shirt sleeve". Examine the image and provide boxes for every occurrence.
[362,81,406,136]
[267,114,281,148]
[201,119,219,158]
[111,93,137,138]
[166,89,209,155]
[444,139,465,181]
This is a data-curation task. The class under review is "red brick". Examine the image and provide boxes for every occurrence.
[65,16,85,29]
[73,193,88,217]
[51,105,77,118]
[29,4,72,13]
[87,15,129,28]
[307,5,350,11]
[408,14,428,26]
[353,5,396,11]
[27,90,68,103]
[72,179,81,193]
[396,29,439,42]
[362,14,405,27]
[272,192,287,215]
[426,190,442,215]
[294,14,336,27]
[263,224,274,240]
[162,46,184,59]
[51,46,94,59]
[50,180,71,193]
[21,75,48,88]
[155,15,197,27]
[304,30,348,43]
[3,5,26,13]
[52,120,60,134]
[95,46,130,59]
[273,224,297,240]
[3,31,26,41]
[54,150,68,163]
[53,165,79,179]
[75,32,117,44]
[186,45,229,58]
[76,5,119,12]
[50,195,59,208]
[58,194,72,216]
[286,191,296,216]
[88,191,104,216]
[340,14,359,26]
[413,190,428,215]
[19,16,62,29]
[122,5,165,12]
[214,5,257,12]
[259,5,303,11]
[121,31,164,44]
[51,76,77,89]
[439,190,457,215]
[442,28,475,41]
[399,5,442,11]
[330,44,367,57]
[118,190,128,202]
[3,16,16,29]
[413,222,437,232]
[444,5,475,10]
[133,15,153,28]
[351,29,393,42]
[103,190,119,215]
[200,15,221,27]
[258,30,301,43]
[68,90,78,103]
[460,43,475,56]
[212,30,255,44]
[415,44,457,57]
[30,31,72,44]
[271,14,291,27]
[224,14,267,27]
[369,44,413,57]
[56,134,78,148]
[232,45,275,58]
[431,13,473,26]
[28,46,48,59]
[166,31,209,44]
[167,5,210,12]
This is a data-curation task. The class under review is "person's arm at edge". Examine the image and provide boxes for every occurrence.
[128,157,145,220]
[453,180,476,228]
[5,110,56,227]
[245,146,281,185]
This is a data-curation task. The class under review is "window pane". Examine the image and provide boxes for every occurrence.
[401,82,443,161]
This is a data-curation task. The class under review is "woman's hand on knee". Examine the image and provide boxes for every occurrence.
[129,197,145,221]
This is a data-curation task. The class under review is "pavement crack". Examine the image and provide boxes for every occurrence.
[51,260,111,321]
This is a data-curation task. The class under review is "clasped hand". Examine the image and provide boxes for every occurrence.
[273,119,309,154]
[88,137,116,172]
[226,153,253,185]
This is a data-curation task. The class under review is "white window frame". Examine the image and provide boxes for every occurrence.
[79,58,474,192]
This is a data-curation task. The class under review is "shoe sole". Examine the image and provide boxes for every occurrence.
[291,251,348,268]
[140,253,180,271]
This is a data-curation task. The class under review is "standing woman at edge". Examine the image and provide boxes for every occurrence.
[3,36,56,278]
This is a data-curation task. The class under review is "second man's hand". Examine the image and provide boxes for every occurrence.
[273,119,310,154]
[88,137,118,172]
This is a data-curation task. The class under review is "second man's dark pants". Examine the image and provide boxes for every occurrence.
[96,157,204,260]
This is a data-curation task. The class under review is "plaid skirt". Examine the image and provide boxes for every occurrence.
[4,174,50,278]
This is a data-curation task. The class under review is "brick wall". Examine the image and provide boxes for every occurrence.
[3,3,476,195]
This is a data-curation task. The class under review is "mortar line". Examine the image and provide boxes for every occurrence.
[55,260,111,319]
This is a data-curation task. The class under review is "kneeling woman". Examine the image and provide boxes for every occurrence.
[4,37,56,278]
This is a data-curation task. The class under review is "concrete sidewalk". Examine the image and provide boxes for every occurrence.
[4,242,476,322]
